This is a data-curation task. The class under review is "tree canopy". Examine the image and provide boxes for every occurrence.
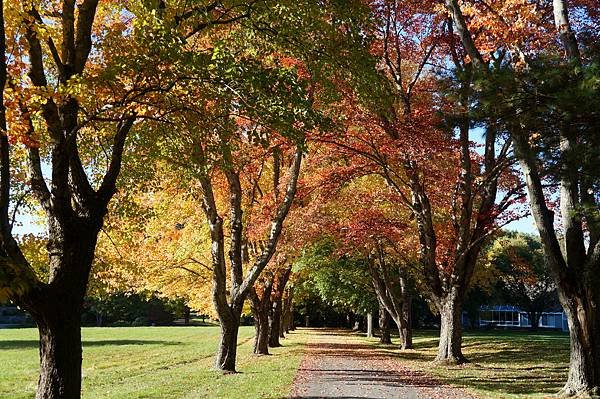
[0,0,599,397]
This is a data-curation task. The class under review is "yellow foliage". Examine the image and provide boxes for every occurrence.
[95,167,216,316]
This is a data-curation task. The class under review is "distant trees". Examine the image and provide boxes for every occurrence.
[249,259,293,355]
[485,233,557,331]
[294,240,378,321]
[366,245,415,350]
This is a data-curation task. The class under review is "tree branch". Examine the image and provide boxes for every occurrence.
[97,114,136,203]
[238,143,303,298]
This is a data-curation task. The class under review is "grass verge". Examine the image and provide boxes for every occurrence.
[368,329,569,398]
[0,326,307,399]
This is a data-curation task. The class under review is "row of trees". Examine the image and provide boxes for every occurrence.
[294,231,559,337]
[0,0,598,398]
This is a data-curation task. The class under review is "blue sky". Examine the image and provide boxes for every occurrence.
[504,214,537,234]
[470,127,537,236]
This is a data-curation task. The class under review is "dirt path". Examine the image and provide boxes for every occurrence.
[288,329,476,399]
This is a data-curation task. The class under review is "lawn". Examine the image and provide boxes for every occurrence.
[0,326,307,399]
[0,327,571,398]
[369,329,570,398]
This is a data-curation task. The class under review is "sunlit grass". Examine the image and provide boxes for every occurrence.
[368,329,570,398]
[1,326,570,398]
[0,326,307,399]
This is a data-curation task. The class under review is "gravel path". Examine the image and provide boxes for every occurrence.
[288,329,477,399]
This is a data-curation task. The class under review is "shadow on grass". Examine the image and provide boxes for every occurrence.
[0,339,182,350]
[379,329,570,396]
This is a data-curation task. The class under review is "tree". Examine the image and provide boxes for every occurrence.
[335,177,418,350]
[248,270,274,355]
[267,261,293,347]
[248,254,293,354]
[197,131,302,372]
[292,164,420,349]
[378,302,392,344]
[315,0,523,362]
[294,239,378,322]
[485,233,557,331]
[365,242,415,349]
[0,1,164,396]
[94,166,216,318]
[443,0,600,393]
[161,0,376,372]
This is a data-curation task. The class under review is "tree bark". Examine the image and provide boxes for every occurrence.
[269,299,283,347]
[435,291,467,364]
[252,308,270,355]
[215,308,241,372]
[399,296,412,350]
[14,225,102,399]
[279,308,286,338]
[285,288,295,332]
[557,291,600,397]
[528,311,540,332]
[249,282,272,355]
[378,306,392,344]
[269,265,292,345]
[34,307,83,399]
[281,289,293,335]
[281,304,288,336]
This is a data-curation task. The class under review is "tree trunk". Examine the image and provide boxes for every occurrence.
[557,292,600,397]
[281,299,289,336]
[249,281,273,356]
[20,228,100,399]
[282,304,291,335]
[400,297,413,350]
[215,307,242,372]
[288,293,295,331]
[35,308,83,399]
[435,292,467,363]
[249,294,270,355]
[253,310,270,355]
[184,306,190,326]
[279,314,286,339]
[379,307,391,344]
[269,299,283,347]
[528,311,540,332]
[366,313,373,337]
[348,312,355,329]
[281,291,293,337]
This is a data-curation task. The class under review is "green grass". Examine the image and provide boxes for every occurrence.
[368,329,570,398]
[0,326,307,399]
[0,326,571,398]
